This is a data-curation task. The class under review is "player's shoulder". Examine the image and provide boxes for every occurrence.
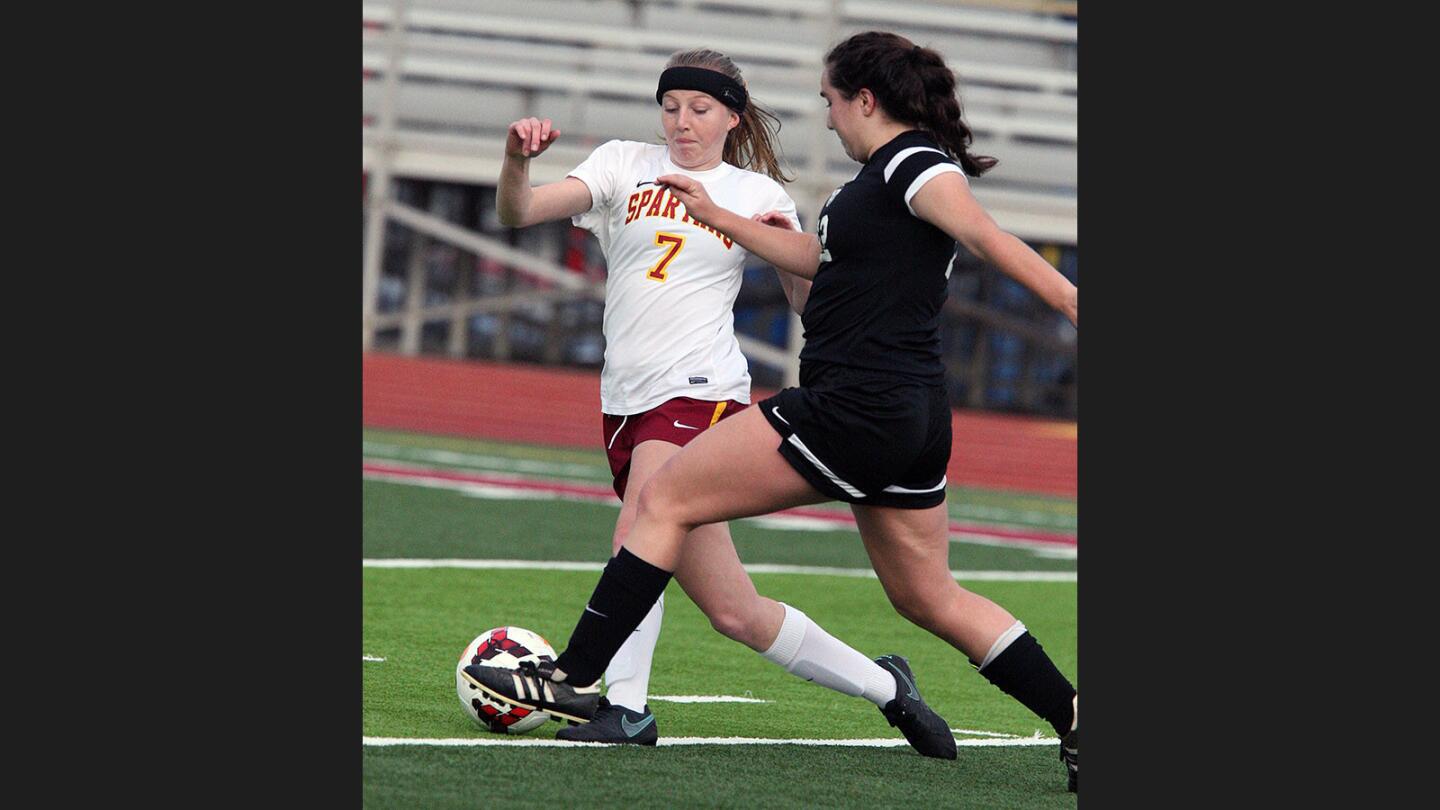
[588,139,658,161]
[875,131,960,177]
[724,163,791,200]
[576,141,664,187]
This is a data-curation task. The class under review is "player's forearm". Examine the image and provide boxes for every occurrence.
[708,209,822,280]
[496,155,535,227]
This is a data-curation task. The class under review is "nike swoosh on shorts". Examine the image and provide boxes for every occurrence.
[673,420,700,430]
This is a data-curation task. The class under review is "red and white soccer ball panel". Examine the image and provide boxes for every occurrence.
[455,626,558,735]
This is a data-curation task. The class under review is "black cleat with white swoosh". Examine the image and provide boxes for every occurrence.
[460,658,600,725]
[554,697,659,745]
[875,654,957,759]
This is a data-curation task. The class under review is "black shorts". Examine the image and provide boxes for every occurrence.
[759,372,951,509]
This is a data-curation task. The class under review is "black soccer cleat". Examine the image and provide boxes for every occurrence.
[460,658,601,725]
[1061,726,1078,792]
[874,654,957,759]
[554,697,658,746]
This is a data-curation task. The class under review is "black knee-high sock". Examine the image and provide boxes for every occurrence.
[553,547,672,686]
[975,632,1076,736]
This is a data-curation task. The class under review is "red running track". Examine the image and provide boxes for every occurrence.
[363,353,1076,497]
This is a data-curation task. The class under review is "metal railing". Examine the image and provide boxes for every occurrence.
[362,0,1077,404]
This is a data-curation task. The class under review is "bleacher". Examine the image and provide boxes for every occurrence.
[362,0,1077,243]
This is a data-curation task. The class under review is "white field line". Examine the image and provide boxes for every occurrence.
[363,656,386,662]
[363,462,1076,555]
[363,442,608,480]
[363,466,616,500]
[650,695,770,704]
[945,532,1077,558]
[950,502,1075,530]
[362,735,1058,748]
[362,558,1076,583]
[365,443,1076,530]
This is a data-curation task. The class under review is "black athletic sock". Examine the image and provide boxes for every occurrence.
[553,547,673,686]
[975,632,1076,736]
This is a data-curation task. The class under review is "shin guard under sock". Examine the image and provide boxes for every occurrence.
[604,593,664,713]
[976,631,1076,736]
[760,603,897,707]
[554,547,672,686]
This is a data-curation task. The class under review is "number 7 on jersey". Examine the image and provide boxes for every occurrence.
[647,232,686,282]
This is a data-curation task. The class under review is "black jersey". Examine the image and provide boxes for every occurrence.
[799,130,966,386]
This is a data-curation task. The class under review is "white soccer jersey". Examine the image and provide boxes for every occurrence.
[568,139,800,415]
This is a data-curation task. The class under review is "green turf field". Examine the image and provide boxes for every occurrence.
[363,429,1077,808]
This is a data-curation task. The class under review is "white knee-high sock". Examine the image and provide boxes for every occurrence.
[603,593,663,713]
[760,603,897,708]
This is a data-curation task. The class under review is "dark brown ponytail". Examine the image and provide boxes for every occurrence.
[824,31,997,176]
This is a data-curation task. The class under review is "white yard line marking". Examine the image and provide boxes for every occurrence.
[362,450,1076,531]
[649,695,771,704]
[950,503,1076,530]
[363,465,616,500]
[951,728,1022,738]
[363,443,608,480]
[362,735,1058,748]
[363,656,386,662]
[362,461,1077,552]
[362,558,1076,583]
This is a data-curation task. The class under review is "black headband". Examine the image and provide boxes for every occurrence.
[655,66,748,113]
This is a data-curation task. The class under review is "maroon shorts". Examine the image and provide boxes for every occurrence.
[602,396,749,499]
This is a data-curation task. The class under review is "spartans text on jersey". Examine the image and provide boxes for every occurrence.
[624,186,734,249]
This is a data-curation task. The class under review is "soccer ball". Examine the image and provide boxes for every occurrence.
[456,626,557,734]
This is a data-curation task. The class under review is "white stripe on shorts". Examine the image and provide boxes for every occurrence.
[786,434,866,499]
[882,476,948,494]
[607,415,628,450]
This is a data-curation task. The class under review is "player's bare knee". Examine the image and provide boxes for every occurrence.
[706,608,762,648]
[634,477,696,531]
[890,591,944,633]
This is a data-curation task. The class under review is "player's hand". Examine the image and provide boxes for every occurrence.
[751,210,797,230]
[506,117,561,160]
[657,174,717,222]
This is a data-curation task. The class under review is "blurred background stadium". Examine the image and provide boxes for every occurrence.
[362,0,1077,425]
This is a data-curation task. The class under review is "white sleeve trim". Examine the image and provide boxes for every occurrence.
[904,163,966,215]
[565,139,629,223]
[883,146,948,182]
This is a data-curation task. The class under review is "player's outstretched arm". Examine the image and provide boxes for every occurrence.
[910,173,1078,327]
[657,174,823,280]
[497,117,593,228]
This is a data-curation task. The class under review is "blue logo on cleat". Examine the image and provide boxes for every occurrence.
[882,658,919,700]
[621,713,656,737]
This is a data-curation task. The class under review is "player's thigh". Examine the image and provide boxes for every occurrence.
[632,440,774,645]
[637,404,828,527]
[851,502,955,609]
[613,439,683,553]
